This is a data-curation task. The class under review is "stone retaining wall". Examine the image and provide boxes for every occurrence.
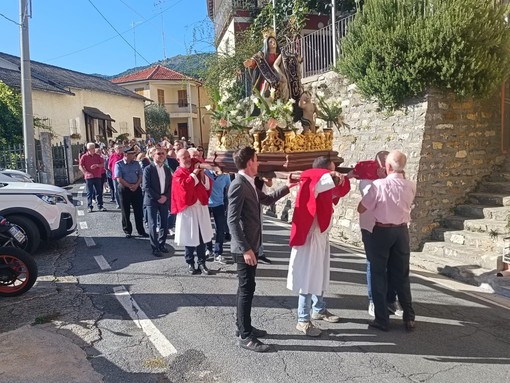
[265,72,504,250]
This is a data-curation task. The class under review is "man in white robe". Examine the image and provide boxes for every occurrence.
[287,156,350,336]
[171,149,213,275]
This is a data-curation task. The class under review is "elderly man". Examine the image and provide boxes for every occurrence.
[171,148,213,275]
[79,142,106,213]
[115,146,148,238]
[357,150,416,332]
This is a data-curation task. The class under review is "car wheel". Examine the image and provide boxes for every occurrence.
[7,215,41,254]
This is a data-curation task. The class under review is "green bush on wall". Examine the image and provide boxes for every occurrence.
[337,0,510,109]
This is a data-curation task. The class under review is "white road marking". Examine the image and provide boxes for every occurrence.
[79,222,88,230]
[84,236,96,247]
[93,255,111,270]
[79,186,85,190]
[77,210,85,216]
[113,286,177,357]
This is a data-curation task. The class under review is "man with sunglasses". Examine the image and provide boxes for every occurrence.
[143,147,173,257]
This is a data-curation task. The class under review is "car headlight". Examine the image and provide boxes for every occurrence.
[36,194,68,205]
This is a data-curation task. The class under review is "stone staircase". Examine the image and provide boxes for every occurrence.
[411,161,510,298]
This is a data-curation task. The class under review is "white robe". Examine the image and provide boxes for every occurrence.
[175,202,213,247]
[287,173,336,295]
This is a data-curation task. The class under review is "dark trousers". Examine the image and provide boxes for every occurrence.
[185,230,206,265]
[206,205,226,255]
[235,254,258,339]
[167,212,176,230]
[147,202,169,250]
[85,178,103,209]
[107,176,115,202]
[361,229,398,303]
[368,226,415,326]
[119,186,145,235]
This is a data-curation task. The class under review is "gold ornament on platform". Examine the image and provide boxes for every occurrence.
[217,130,253,151]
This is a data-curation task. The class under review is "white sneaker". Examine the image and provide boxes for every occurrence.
[205,250,214,261]
[296,321,321,337]
[368,301,375,317]
[388,301,403,317]
[214,255,226,264]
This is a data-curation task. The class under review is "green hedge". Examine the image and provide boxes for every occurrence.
[337,0,510,109]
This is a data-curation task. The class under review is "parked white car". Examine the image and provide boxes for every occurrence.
[0,168,34,182]
[0,181,77,253]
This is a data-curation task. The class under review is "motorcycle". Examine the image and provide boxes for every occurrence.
[0,216,38,297]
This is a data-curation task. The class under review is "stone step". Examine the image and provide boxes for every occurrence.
[421,241,501,270]
[478,181,510,194]
[442,216,510,234]
[432,228,505,253]
[454,204,509,220]
[410,252,510,298]
[468,192,510,206]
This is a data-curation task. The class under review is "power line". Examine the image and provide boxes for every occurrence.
[87,0,152,65]
[45,0,186,65]
[0,12,20,26]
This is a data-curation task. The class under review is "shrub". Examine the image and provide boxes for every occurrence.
[337,0,510,109]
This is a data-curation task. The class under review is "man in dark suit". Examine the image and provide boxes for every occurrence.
[143,147,172,257]
[228,146,298,352]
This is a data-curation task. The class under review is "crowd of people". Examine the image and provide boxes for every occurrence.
[80,137,417,353]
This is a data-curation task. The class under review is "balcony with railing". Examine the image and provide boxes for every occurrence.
[213,0,258,43]
[163,103,198,115]
[284,13,355,79]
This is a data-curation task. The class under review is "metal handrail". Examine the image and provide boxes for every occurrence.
[284,13,355,79]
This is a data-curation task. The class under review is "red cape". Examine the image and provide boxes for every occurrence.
[352,160,379,180]
[171,166,212,214]
[289,168,350,247]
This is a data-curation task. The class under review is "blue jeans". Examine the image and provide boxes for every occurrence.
[85,178,103,209]
[206,205,226,255]
[298,293,326,322]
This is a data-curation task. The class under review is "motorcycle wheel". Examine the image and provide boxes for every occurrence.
[0,247,38,297]
[6,215,40,254]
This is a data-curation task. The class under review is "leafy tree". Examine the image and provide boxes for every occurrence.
[0,81,23,145]
[338,0,510,109]
[144,104,171,140]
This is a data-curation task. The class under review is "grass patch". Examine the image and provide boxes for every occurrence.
[32,312,61,325]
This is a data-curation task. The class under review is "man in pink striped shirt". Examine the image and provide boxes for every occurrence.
[357,150,416,332]
[108,145,124,209]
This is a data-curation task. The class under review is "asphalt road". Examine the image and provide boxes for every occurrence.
[2,182,510,383]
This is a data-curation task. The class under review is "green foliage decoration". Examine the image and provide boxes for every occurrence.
[337,0,510,109]
[144,104,171,140]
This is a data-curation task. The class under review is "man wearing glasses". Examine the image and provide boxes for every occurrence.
[143,148,173,257]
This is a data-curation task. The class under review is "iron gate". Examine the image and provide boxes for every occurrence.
[52,142,70,186]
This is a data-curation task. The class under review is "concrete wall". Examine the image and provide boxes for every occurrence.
[31,88,146,144]
[264,72,504,250]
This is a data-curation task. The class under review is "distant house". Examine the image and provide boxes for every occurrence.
[113,65,211,146]
[0,51,147,144]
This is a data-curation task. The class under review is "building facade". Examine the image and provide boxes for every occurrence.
[0,52,147,144]
[113,65,211,146]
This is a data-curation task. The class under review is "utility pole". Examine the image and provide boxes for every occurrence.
[20,0,36,178]
[154,0,167,60]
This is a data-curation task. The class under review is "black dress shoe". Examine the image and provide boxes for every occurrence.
[368,320,389,332]
[159,246,169,253]
[236,327,267,338]
[139,232,149,238]
[152,250,162,257]
[188,264,199,275]
[238,336,271,353]
[198,263,210,275]
[404,320,416,332]
[125,234,132,238]
[258,255,272,265]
